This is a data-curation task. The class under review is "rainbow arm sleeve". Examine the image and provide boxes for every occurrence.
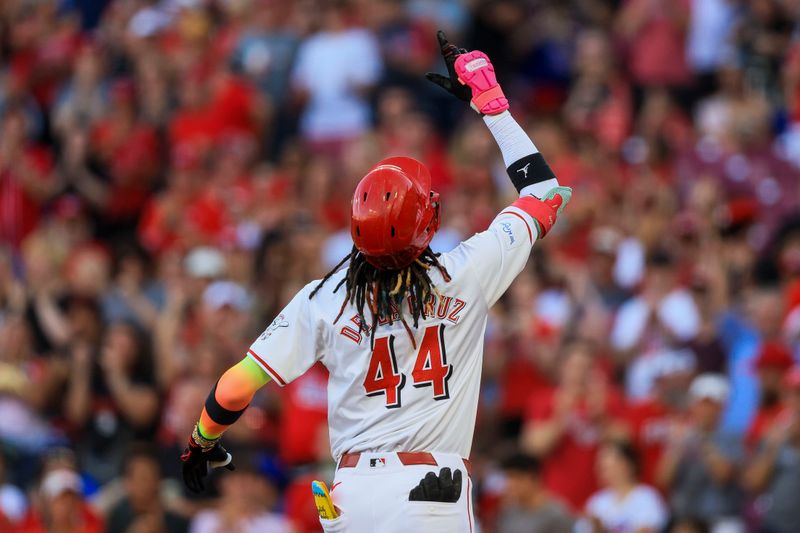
[197,356,271,439]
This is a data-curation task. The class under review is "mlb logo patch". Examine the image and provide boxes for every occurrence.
[369,458,386,468]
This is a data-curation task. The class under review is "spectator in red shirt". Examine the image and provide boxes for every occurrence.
[14,465,103,533]
[616,0,692,89]
[89,80,160,225]
[138,144,207,254]
[376,90,454,194]
[786,40,800,125]
[626,356,695,486]
[745,342,795,452]
[279,366,332,533]
[278,362,328,467]
[204,133,261,236]
[285,468,333,533]
[563,29,633,153]
[0,108,55,248]
[205,70,267,141]
[521,339,628,509]
[169,69,214,151]
[492,275,558,440]
[742,365,800,533]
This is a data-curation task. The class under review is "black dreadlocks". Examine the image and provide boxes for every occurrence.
[309,246,451,348]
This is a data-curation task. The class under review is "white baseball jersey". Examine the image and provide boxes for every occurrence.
[247,203,539,460]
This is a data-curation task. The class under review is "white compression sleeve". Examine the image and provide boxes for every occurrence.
[482,111,537,166]
[482,111,559,199]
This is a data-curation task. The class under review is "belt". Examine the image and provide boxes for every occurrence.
[338,452,473,477]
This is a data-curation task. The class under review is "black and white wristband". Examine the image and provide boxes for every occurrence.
[507,153,557,194]
[482,111,559,198]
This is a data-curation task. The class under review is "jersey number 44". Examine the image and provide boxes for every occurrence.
[364,324,453,409]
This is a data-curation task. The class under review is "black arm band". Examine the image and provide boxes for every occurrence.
[506,153,556,193]
[204,382,247,426]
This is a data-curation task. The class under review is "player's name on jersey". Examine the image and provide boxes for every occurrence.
[339,294,468,344]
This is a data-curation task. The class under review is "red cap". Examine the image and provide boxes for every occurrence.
[784,366,800,389]
[754,342,794,371]
[717,197,759,229]
[351,157,440,270]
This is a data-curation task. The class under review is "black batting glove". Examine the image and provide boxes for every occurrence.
[425,31,472,104]
[408,467,463,503]
[180,426,235,493]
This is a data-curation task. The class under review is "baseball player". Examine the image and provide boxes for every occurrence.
[180,32,571,532]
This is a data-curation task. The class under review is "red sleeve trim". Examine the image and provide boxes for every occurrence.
[499,210,533,244]
[247,349,287,386]
[511,195,557,237]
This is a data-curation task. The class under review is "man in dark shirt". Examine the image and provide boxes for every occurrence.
[499,453,574,533]
[106,444,188,533]
[657,374,744,530]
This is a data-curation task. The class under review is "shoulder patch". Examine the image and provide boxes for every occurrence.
[260,313,289,340]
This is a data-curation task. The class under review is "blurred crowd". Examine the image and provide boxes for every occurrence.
[1,0,800,532]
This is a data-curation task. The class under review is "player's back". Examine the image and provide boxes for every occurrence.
[246,201,539,460]
[311,249,488,459]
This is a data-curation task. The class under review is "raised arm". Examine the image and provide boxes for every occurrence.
[426,31,570,233]
[427,32,572,306]
[743,419,790,492]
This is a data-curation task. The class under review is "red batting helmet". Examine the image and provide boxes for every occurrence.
[351,156,440,270]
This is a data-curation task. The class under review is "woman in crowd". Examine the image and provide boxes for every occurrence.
[580,440,668,533]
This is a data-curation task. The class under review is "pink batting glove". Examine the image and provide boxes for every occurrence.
[454,51,509,115]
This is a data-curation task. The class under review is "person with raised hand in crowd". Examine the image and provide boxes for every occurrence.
[65,321,160,485]
[0,107,57,249]
[657,374,744,533]
[742,366,800,533]
[522,339,627,510]
[744,342,795,452]
[611,249,700,402]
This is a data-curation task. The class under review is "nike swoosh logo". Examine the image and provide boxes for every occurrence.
[330,482,342,492]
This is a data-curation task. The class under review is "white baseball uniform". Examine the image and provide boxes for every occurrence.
[247,202,541,533]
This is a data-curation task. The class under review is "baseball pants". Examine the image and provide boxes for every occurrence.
[319,451,475,533]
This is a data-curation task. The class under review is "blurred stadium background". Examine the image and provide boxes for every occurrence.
[1,0,800,532]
